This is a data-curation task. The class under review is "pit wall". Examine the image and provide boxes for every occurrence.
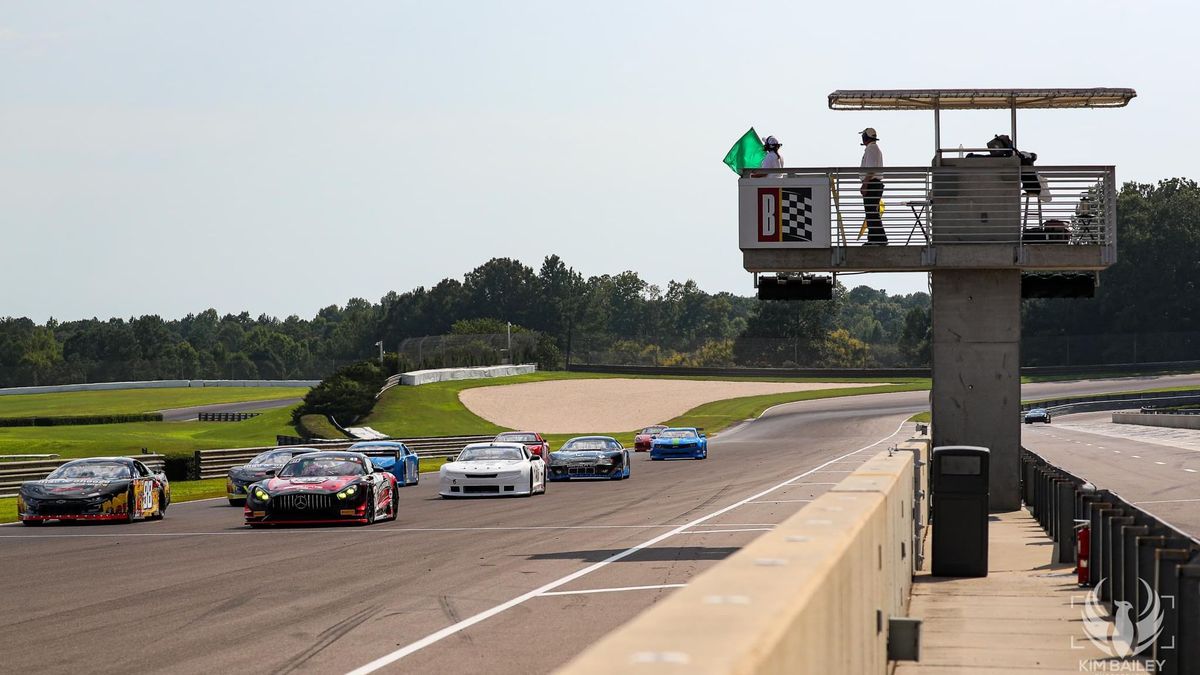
[558,436,930,675]
[0,379,319,396]
[398,364,536,386]
[1111,412,1200,430]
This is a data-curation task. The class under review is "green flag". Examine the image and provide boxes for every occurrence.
[722,127,766,175]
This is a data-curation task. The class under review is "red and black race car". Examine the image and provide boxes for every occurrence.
[633,425,668,452]
[243,451,398,527]
[494,431,551,463]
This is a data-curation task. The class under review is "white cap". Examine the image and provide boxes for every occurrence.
[860,128,878,140]
[764,135,781,148]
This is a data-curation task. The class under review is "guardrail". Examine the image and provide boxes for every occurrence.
[1021,390,1200,417]
[559,435,930,674]
[1021,448,1200,673]
[1141,406,1200,415]
[193,435,495,480]
[197,412,261,422]
[566,361,1200,379]
[739,164,1115,250]
[0,454,167,498]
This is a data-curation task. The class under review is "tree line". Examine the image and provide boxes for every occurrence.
[1,178,1195,386]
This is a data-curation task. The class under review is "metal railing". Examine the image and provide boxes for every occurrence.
[197,412,261,422]
[740,164,1115,251]
[1021,449,1200,672]
[1,454,167,498]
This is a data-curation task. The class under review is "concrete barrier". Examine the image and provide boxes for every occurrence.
[1112,412,1200,430]
[558,437,929,675]
[399,365,536,386]
[0,379,319,396]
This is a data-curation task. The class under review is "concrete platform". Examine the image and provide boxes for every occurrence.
[898,510,1156,673]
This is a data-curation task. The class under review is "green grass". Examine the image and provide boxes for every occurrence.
[363,370,915,439]
[0,407,299,460]
[0,387,309,417]
[1020,367,1200,383]
[298,414,347,439]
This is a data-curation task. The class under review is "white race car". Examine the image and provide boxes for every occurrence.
[439,442,547,498]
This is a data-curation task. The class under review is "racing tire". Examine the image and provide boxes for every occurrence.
[364,488,377,525]
[227,498,244,507]
[150,490,166,520]
[20,519,43,527]
[388,485,399,521]
[123,488,136,523]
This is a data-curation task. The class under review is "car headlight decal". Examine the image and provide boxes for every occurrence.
[336,485,359,500]
[251,487,270,502]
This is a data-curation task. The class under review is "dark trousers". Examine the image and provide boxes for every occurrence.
[862,179,886,244]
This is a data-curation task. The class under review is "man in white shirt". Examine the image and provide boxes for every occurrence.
[761,136,783,169]
[859,128,887,245]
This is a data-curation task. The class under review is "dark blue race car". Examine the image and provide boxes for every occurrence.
[548,436,631,481]
[348,441,421,486]
[1023,408,1052,424]
[649,427,708,460]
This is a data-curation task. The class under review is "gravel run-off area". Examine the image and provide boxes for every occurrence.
[457,378,889,433]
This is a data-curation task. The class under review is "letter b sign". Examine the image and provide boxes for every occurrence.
[758,188,780,242]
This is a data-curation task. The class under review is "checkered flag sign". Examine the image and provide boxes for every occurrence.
[780,188,813,242]
[757,186,814,243]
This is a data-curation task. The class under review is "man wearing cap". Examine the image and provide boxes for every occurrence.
[859,128,887,245]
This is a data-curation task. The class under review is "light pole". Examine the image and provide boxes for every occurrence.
[374,340,383,365]
[506,322,512,364]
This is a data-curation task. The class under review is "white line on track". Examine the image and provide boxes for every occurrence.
[677,528,774,534]
[538,584,687,597]
[0,524,694,539]
[1133,498,1200,505]
[749,500,815,504]
[1132,455,1143,459]
[1156,461,1167,465]
[344,418,911,675]
[1186,469,1198,473]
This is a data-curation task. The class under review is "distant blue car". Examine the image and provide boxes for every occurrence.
[349,441,421,486]
[649,428,708,460]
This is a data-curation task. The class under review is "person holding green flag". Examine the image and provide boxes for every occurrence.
[723,128,764,174]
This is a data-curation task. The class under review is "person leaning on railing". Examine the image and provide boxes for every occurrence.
[859,128,887,245]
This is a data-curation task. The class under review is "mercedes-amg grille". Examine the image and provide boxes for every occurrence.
[271,493,335,514]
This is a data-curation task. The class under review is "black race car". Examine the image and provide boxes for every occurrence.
[244,451,399,526]
[18,457,171,526]
[226,447,319,505]
[548,436,631,481]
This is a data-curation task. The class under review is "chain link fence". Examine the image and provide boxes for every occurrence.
[396,332,540,371]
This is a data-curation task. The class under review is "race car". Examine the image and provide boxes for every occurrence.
[348,441,421,486]
[494,431,551,463]
[1024,408,1052,424]
[548,436,631,481]
[18,457,170,526]
[244,451,398,526]
[226,447,319,505]
[649,427,708,460]
[633,425,668,452]
[439,442,546,498]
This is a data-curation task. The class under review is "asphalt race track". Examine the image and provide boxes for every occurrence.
[1022,411,1200,536]
[157,397,304,422]
[3,374,1200,674]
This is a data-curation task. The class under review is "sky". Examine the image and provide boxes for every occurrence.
[2,0,1195,323]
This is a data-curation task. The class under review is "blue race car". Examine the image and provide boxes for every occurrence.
[649,427,707,460]
[348,441,421,486]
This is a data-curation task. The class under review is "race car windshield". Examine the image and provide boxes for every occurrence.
[1029,408,1046,414]
[562,439,619,451]
[641,426,667,435]
[278,457,366,477]
[459,447,524,461]
[659,430,697,439]
[48,462,131,480]
[249,451,299,466]
[497,433,538,443]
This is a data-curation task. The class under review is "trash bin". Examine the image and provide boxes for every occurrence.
[931,445,989,577]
